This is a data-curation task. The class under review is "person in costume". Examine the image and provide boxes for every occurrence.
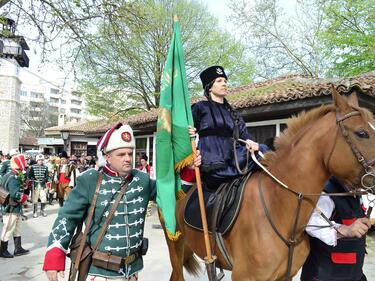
[28,154,50,217]
[56,151,75,207]
[43,124,201,281]
[301,177,371,281]
[0,148,19,179]
[0,154,30,258]
[137,154,154,216]
[189,65,268,190]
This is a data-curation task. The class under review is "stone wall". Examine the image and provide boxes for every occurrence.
[0,59,21,154]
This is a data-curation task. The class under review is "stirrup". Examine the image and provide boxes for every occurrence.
[205,256,225,281]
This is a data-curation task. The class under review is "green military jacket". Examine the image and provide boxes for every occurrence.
[28,164,49,188]
[46,167,156,278]
[0,160,11,178]
[1,171,25,214]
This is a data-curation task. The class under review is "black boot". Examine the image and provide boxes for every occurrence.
[33,204,38,218]
[58,198,64,207]
[41,203,47,217]
[13,236,29,256]
[0,240,14,258]
[48,194,53,205]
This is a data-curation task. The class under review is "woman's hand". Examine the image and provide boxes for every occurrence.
[188,125,197,138]
[245,139,259,152]
[194,150,201,167]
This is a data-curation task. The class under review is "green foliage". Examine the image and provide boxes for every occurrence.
[77,0,255,116]
[319,0,375,77]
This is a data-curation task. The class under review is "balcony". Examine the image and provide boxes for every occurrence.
[0,45,29,67]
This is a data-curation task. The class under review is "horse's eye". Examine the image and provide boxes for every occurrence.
[355,130,369,139]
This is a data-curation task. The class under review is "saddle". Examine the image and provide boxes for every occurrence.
[184,172,251,235]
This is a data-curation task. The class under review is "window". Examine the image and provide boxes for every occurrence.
[30,101,42,108]
[20,90,27,97]
[50,88,59,95]
[71,99,82,106]
[135,136,154,168]
[70,108,81,114]
[30,91,43,99]
[247,125,277,144]
[60,108,66,113]
[50,97,59,103]
[50,106,59,113]
[61,99,66,104]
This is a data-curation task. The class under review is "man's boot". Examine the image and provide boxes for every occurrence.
[13,236,29,256]
[0,240,14,258]
[41,203,47,217]
[33,204,38,218]
[48,193,53,205]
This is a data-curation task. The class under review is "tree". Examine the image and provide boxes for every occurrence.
[2,0,255,117]
[77,0,255,116]
[229,0,327,79]
[21,100,58,137]
[319,0,375,77]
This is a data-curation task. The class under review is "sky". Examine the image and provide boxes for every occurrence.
[22,0,296,84]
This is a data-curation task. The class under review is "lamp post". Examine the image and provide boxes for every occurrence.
[61,130,70,153]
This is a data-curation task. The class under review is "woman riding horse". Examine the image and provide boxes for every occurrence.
[161,86,375,281]
[190,65,268,190]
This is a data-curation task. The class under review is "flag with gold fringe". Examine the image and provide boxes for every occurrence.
[156,17,194,240]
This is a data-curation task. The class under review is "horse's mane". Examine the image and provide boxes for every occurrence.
[263,102,374,165]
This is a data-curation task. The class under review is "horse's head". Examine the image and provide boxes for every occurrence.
[328,86,375,193]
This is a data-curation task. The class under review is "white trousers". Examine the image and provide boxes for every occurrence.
[33,187,47,203]
[1,213,22,241]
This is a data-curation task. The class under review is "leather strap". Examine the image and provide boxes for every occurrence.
[92,179,129,251]
[74,172,103,271]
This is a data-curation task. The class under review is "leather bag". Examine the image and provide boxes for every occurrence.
[0,186,9,206]
[92,251,123,272]
[0,175,14,206]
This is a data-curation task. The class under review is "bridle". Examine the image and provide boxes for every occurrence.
[252,109,375,281]
[334,110,375,192]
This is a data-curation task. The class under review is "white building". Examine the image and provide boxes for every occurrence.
[19,68,89,136]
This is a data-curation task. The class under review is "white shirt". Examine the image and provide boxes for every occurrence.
[305,195,341,246]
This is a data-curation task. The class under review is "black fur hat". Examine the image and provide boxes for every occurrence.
[199,65,228,89]
[141,153,148,161]
[59,151,68,158]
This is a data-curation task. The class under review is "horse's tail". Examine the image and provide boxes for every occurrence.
[183,254,201,277]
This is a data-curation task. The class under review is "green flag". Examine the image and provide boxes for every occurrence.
[156,18,194,240]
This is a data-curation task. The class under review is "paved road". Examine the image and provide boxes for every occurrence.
[1,203,375,281]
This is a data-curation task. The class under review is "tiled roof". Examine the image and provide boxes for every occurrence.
[45,118,119,134]
[44,71,375,135]
[19,137,38,146]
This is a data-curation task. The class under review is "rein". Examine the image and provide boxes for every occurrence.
[241,109,375,281]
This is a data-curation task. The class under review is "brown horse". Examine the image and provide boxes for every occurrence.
[160,88,375,281]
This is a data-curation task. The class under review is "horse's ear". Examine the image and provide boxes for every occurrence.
[347,91,359,108]
[331,86,351,113]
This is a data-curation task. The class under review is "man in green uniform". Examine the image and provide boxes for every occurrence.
[28,154,50,218]
[0,148,19,179]
[43,124,156,281]
[0,154,30,258]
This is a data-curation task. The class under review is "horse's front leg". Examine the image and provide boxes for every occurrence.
[159,213,186,281]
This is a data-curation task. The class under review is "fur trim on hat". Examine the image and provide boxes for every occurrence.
[97,124,135,154]
[199,65,228,89]
[36,154,44,161]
